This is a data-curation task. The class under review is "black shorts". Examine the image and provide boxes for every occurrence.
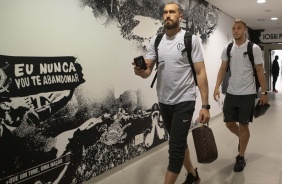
[223,93,256,124]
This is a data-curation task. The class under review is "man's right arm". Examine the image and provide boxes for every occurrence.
[133,59,156,78]
[213,60,228,101]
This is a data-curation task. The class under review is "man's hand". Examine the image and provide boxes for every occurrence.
[259,94,269,105]
[132,62,146,76]
[213,88,220,102]
[198,108,210,124]
[132,60,154,79]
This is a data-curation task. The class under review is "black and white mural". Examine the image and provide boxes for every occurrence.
[81,0,219,49]
[0,0,226,184]
[0,55,168,183]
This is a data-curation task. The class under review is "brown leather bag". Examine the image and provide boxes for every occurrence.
[192,124,218,163]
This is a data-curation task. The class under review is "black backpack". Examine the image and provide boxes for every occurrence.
[221,41,260,94]
[150,32,197,88]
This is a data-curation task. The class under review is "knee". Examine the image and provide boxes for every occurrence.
[225,122,236,130]
[239,124,250,133]
[167,142,186,174]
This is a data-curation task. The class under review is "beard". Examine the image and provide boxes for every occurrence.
[164,20,178,30]
[233,33,244,40]
[234,36,242,41]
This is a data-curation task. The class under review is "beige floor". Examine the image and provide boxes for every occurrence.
[87,78,282,184]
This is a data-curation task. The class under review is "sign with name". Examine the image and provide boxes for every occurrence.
[260,29,282,43]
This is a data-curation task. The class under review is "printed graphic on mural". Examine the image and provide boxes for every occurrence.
[0,55,167,184]
[80,0,220,49]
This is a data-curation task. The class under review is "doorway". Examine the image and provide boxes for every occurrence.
[269,50,282,92]
[261,43,282,91]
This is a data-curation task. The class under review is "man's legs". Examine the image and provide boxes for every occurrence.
[183,148,196,175]
[164,171,178,184]
[224,93,254,172]
[224,94,239,139]
[224,93,253,155]
[225,122,239,137]
[226,122,240,153]
[226,122,249,172]
[238,123,250,156]
[226,122,250,156]
[160,102,195,184]
[273,75,278,92]
[164,147,198,184]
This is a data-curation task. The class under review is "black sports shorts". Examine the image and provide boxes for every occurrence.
[223,93,256,124]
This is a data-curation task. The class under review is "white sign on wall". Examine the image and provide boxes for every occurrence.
[260,29,282,43]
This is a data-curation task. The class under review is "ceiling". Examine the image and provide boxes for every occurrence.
[205,0,282,30]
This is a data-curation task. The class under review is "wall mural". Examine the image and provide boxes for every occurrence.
[0,0,220,184]
[81,0,219,49]
[0,55,168,184]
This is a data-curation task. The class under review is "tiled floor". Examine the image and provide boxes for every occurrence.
[87,77,282,184]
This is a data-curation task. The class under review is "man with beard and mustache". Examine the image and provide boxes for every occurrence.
[213,19,268,172]
[133,2,210,184]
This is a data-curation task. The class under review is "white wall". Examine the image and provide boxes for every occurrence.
[195,11,234,118]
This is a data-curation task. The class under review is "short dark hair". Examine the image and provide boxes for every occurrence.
[166,2,183,14]
[275,55,279,60]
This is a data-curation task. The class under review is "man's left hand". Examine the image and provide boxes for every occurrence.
[198,108,210,124]
[259,94,269,105]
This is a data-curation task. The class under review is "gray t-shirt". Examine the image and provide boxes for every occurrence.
[221,40,263,95]
[145,29,204,105]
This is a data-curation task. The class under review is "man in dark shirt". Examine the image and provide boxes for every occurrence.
[272,55,280,93]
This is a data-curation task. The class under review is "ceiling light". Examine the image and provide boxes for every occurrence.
[257,0,266,3]
[271,17,278,20]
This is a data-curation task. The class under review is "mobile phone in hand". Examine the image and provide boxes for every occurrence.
[134,56,147,70]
